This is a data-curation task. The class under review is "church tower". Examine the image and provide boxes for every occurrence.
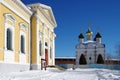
[78,33,84,43]
[94,32,102,43]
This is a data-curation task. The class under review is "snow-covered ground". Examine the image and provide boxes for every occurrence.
[0,68,120,80]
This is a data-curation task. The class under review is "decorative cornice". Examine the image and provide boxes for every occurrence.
[4,13,16,23]
[20,23,28,31]
[28,3,57,28]
[0,0,31,23]
[35,14,53,32]
[12,0,32,16]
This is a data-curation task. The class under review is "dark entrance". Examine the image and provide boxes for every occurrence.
[79,54,87,64]
[45,49,48,65]
[97,54,104,64]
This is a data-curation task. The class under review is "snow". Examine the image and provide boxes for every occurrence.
[0,68,120,80]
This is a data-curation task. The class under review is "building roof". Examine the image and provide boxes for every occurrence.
[78,33,84,39]
[95,32,102,38]
[55,57,76,59]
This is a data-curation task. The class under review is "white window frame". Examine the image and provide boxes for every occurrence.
[19,23,27,64]
[4,14,15,51]
[4,14,15,63]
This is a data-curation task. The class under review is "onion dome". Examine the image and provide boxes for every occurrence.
[86,28,93,36]
[78,33,84,39]
[95,32,102,38]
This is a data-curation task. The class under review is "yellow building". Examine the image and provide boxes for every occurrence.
[0,0,57,72]
[28,3,57,70]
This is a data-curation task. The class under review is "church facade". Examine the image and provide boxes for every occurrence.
[0,0,57,72]
[76,27,105,66]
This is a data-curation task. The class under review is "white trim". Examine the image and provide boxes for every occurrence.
[19,53,26,64]
[36,17,39,64]
[12,0,32,15]
[35,14,53,32]
[0,61,30,65]
[20,23,28,31]
[28,3,57,27]
[4,13,16,23]
[28,24,30,65]
[4,50,14,63]
[4,23,15,51]
[4,13,15,63]
[43,26,45,59]
[19,31,26,64]
[52,36,55,65]
[0,0,31,23]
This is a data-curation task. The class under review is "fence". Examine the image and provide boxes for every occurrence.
[89,64,120,70]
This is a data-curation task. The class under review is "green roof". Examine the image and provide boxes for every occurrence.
[79,33,84,39]
[95,32,102,38]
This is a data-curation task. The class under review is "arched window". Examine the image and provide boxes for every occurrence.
[45,42,48,47]
[50,47,52,59]
[79,54,87,65]
[7,28,12,50]
[39,41,42,56]
[97,54,104,64]
[21,35,25,53]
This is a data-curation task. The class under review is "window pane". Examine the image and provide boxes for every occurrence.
[50,47,52,59]
[21,35,25,53]
[39,41,42,56]
[7,29,12,50]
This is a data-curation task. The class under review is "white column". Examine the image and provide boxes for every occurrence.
[28,23,31,64]
[52,34,55,65]
[48,29,50,64]
[76,51,80,66]
[43,24,45,59]
[36,17,39,65]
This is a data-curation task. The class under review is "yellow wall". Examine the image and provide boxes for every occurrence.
[0,3,30,63]
[6,0,30,21]
[0,4,5,61]
[14,53,19,62]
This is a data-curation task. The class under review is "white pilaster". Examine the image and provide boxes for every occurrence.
[36,17,39,64]
[48,28,50,64]
[52,35,55,65]
[43,24,45,59]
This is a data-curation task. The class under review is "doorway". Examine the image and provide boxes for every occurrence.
[97,54,104,64]
[45,49,48,65]
[79,54,87,65]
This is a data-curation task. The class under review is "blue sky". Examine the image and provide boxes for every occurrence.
[23,0,120,58]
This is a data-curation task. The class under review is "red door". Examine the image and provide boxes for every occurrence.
[45,49,48,65]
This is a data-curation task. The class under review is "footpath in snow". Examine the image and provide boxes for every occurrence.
[0,68,120,80]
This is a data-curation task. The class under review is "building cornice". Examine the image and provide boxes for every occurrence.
[0,0,32,23]
[12,0,32,16]
[28,3,57,28]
